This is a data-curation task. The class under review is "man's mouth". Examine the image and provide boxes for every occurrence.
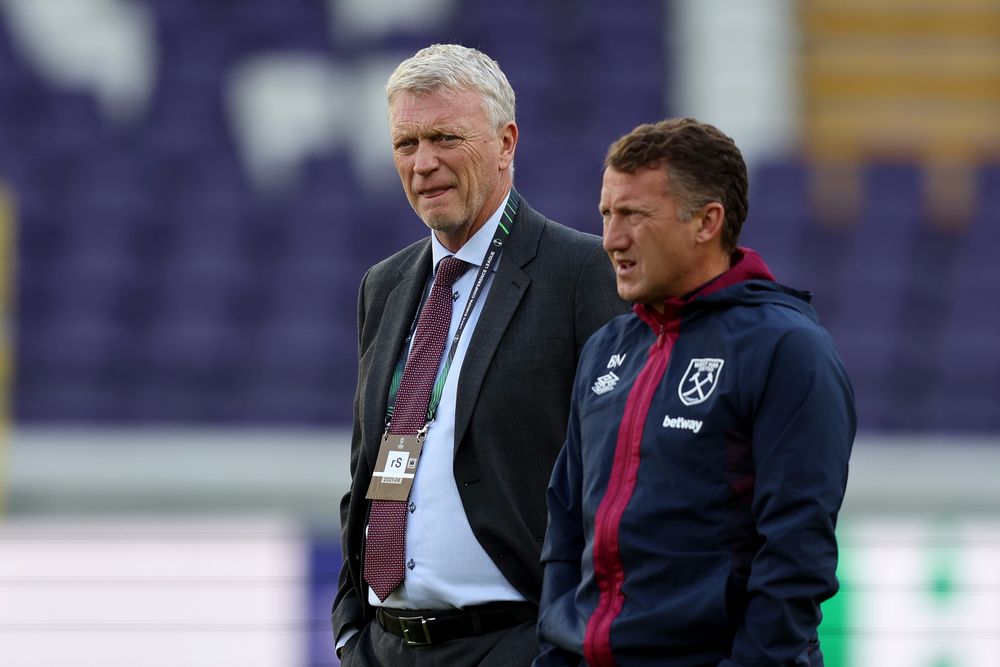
[418,186,451,199]
[615,259,636,275]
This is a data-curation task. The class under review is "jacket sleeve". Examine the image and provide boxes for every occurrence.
[332,480,364,649]
[723,326,856,666]
[332,498,364,648]
[534,379,588,667]
[331,268,372,652]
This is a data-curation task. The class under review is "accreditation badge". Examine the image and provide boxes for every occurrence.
[365,432,425,502]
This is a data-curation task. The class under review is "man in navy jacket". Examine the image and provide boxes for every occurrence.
[536,118,856,667]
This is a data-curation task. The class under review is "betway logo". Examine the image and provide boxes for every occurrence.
[662,414,703,434]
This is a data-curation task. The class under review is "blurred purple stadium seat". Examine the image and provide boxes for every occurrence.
[16,313,136,422]
[818,162,927,430]
[925,163,1000,430]
[742,160,812,286]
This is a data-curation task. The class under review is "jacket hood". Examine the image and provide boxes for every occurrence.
[636,247,817,328]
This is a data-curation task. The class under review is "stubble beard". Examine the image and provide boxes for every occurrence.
[418,187,490,247]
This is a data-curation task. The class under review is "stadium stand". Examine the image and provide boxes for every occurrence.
[1,0,998,431]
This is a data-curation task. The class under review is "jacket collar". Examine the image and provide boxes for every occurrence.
[635,247,774,329]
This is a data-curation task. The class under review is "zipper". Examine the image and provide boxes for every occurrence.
[584,322,675,666]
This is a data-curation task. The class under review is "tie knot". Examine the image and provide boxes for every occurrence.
[434,256,468,289]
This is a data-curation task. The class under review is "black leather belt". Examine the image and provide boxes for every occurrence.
[376,602,536,646]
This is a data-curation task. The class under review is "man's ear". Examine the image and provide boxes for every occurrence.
[695,202,725,244]
[498,121,518,171]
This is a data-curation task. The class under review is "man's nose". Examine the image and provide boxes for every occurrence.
[603,215,627,252]
[413,141,438,174]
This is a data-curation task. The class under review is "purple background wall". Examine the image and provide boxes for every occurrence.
[2,0,998,432]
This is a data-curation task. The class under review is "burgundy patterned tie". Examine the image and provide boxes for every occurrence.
[364,255,468,601]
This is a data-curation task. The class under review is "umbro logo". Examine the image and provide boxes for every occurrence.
[592,371,620,395]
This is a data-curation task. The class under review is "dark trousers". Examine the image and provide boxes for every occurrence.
[340,616,538,667]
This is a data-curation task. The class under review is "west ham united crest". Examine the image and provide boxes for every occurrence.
[678,358,724,406]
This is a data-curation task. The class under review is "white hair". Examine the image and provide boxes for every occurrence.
[386,43,516,129]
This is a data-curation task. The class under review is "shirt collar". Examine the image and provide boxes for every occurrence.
[430,191,511,274]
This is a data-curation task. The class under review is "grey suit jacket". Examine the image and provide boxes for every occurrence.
[333,195,627,638]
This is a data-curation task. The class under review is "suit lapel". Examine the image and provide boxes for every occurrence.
[364,242,432,462]
[453,201,543,450]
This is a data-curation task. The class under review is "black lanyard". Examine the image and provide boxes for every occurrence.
[385,190,521,428]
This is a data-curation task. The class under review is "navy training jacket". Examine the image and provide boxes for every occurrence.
[536,249,856,667]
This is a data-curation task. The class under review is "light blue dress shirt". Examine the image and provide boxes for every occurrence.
[368,192,525,610]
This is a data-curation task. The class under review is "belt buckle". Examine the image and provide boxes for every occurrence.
[398,614,434,646]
